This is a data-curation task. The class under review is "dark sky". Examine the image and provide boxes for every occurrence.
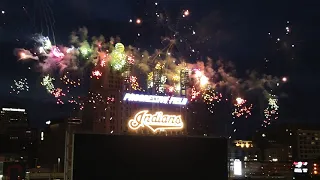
[0,0,320,128]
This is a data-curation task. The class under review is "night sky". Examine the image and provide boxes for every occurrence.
[0,0,319,128]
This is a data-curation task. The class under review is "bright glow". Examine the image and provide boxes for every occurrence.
[20,52,27,59]
[200,76,208,87]
[294,168,308,173]
[282,77,287,82]
[46,120,51,125]
[2,108,26,112]
[194,70,202,77]
[294,162,308,173]
[41,132,44,141]
[236,97,244,105]
[92,70,102,77]
[136,18,142,24]
[128,110,184,132]
[234,159,242,176]
[123,93,188,105]
[183,10,190,17]
[52,46,64,58]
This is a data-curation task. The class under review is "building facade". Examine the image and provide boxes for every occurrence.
[0,107,37,167]
[230,140,261,162]
[264,123,320,161]
[83,65,126,134]
[38,117,82,171]
[0,107,28,136]
[297,129,320,160]
[84,62,188,135]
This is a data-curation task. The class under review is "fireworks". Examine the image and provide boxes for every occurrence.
[11,9,285,138]
[147,72,154,88]
[34,35,52,53]
[232,97,253,118]
[202,88,222,114]
[262,95,279,128]
[172,75,179,82]
[190,86,201,101]
[192,69,209,89]
[282,77,288,82]
[127,54,135,65]
[79,41,91,57]
[10,78,29,94]
[100,59,106,67]
[110,43,126,71]
[52,46,64,59]
[52,88,66,104]
[136,18,142,24]
[87,92,105,108]
[200,76,209,88]
[167,86,175,93]
[60,74,81,88]
[130,76,142,91]
[41,75,55,93]
[68,96,85,110]
[183,10,190,17]
[52,88,65,98]
[16,49,39,61]
[106,96,115,104]
[92,70,102,79]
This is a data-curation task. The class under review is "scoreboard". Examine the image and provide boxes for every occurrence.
[72,134,228,180]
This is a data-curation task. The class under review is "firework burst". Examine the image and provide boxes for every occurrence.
[10,78,29,94]
[202,88,223,114]
[41,75,55,93]
[262,95,279,128]
[232,97,253,118]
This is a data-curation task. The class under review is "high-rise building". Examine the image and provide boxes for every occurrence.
[0,107,37,167]
[0,107,28,135]
[83,61,188,135]
[296,129,320,160]
[83,65,126,134]
[38,117,82,170]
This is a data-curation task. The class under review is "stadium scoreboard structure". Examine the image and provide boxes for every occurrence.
[123,93,188,134]
[72,134,228,180]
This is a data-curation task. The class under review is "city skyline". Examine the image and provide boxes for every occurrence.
[1,1,320,179]
[0,0,319,129]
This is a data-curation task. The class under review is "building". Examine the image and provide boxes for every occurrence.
[0,161,26,179]
[0,106,37,168]
[72,134,228,179]
[264,141,290,162]
[0,107,28,136]
[297,129,320,160]
[84,60,188,135]
[229,140,293,179]
[37,117,82,171]
[83,65,126,134]
[263,123,320,161]
[246,161,293,178]
[230,140,261,162]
